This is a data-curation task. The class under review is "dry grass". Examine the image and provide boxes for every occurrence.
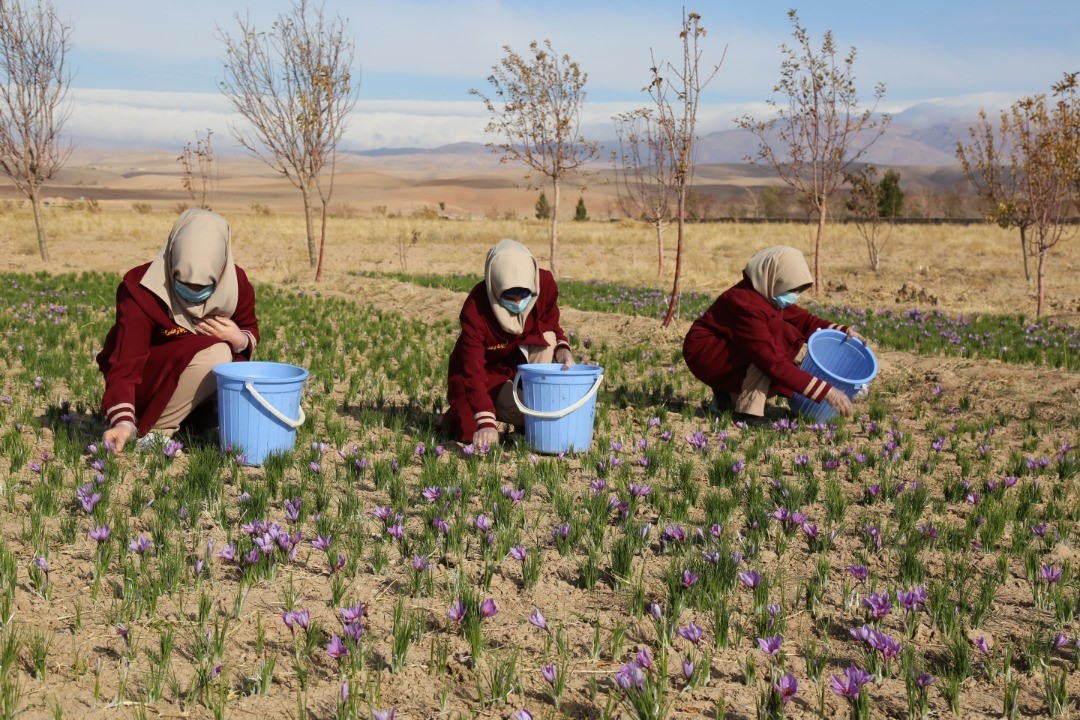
[1,205,1078,317]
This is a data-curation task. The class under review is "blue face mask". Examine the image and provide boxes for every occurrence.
[772,291,799,309]
[498,296,532,315]
[174,279,215,303]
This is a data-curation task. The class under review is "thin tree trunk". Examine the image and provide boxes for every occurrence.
[813,197,827,290]
[662,191,686,328]
[299,181,318,268]
[1020,225,1031,282]
[315,198,328,282]
[655,218,664,277]
[30,192,49,262]
[549,178,560,277]
[1036,245,1046,317]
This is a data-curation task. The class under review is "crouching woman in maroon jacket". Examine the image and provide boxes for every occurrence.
[442,239,574,447]
[683,245,865,422]
[97,209,260,452]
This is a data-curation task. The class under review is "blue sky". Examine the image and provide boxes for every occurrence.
[54,0,1080,150]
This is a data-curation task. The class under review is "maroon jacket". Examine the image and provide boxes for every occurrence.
[96,263,260,434]
[442,269,570,443]
[682,278,846,403]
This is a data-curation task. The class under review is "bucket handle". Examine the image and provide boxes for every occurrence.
[244,381,306,429]
[512,370,604,420]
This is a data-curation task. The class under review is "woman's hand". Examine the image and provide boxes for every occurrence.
[473,427,499,449]
[194,316,247,353]
[824,387,853,417]
[103,422,137,453]
[845,327,869,345]
[555,347,575,370]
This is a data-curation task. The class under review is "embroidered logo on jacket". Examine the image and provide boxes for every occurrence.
[163,327,191,337]
[485,342,509,351]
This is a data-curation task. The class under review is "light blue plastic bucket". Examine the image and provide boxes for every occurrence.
[213,361,308,466]
[513,363,604,454]
[789,329,878,423]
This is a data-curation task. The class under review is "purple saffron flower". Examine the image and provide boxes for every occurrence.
[540,663,557,686]
[326,634,349,659]
[528,609,548,632]
[411,555,429,572]
[615,662,645,691]
[432,517,449,535]
[635,647,653,669]
[1041,565,1063,584]
[312,534,332,551]
[386,524,405,540]
[738,570,762,588]
[129,535,153,555]
[830,665,874,699]
[847,564,869,582]
[775,673,798,704]
[677,621,704,646]
[862,591,892,620]
[115,624,129,645]
[372,709,396,720]
[681,569,699,588]
[757,634,783,656]
[975,637,991,656]
[475,514,492,533]
[89,525,111,542]
[682,656,694,680]
[479,598,498,619]
[512,710,533,720]
[510,545,527,562]
[283,497,301,522]
[916,673,937,688]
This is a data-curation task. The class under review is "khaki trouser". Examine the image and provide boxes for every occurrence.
[153,343,233,433]
[732,365,771,416]
[494,331,557,428]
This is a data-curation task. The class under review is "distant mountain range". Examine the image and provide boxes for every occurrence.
[351,112,976,168]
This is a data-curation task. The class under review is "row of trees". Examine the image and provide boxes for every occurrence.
[1,1,1074,315]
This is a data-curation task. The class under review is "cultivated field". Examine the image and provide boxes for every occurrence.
[0,208,1077,719]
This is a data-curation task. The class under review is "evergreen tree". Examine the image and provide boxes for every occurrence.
[573,196,588,221]
[535,191,551,220]
[877,169,904,217]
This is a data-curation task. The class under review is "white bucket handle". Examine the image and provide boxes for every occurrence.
[512,370,604,420]
[244,381,306,429]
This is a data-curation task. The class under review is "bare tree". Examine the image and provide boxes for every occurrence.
[0,0,72,262]
[736,9,888,291]
[648,11,723,328]
[956,109,1034,281]
[612,108,674,276]
[842,164,891,271]
[471,39,598,277]
[218,0,357,276]
[177,128,216,210]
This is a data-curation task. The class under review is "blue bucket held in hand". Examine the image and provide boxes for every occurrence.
[214,361,308,465]
[789,329,878,423]
[513,363,604,454]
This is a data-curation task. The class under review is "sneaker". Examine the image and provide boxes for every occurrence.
[135,432,165,454]
[732,412,771,428]
[704,391,735,416]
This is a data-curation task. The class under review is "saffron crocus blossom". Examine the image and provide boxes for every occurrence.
[312,534,332,551]
[372,709,396,720]
[540,663,557,685]
[528,609,548,632]
[511,710,533,720]
[614,662,646,691]
[1041,565,1063,584]
[326,634,349,659]
[682,657,694,680]
[129,536,153,554]
[830,665,874,699]
[975,637,992,656]
[677,621,704,646]
[475,514,492,533]
[479,598,498,619]
[775,673,798,704]
[510,545,527,562]
[447,601,466,623]
[862,591,892,620]
[897,586,928,612]
[682,569,699,588]
[738,570,762,588]
[89,525,111,542]
[757,634,783,656]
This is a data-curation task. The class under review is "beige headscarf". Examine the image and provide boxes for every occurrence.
[141,209,239,331]
[485,239,540,335]
[743,245,814,300]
